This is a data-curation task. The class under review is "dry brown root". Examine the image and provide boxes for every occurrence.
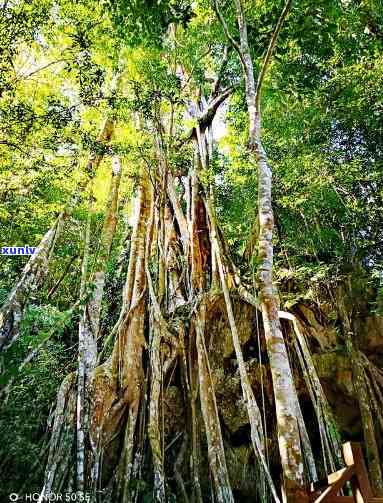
[41,169,150,500]
[90,174,150,498]
[82,300,146,500]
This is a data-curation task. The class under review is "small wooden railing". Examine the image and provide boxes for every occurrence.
[309,443,383,503]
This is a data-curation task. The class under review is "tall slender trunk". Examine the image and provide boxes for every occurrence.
[77,193,94,493]
[146,173,168,503]
[77,156,122,492]
[89,156,122,337]
[215,0,307,499]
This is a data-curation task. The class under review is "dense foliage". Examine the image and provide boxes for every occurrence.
[0,0,382,501]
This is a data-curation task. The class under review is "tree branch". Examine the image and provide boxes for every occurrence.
[213,0,246,68]
[179,84,237,145]
[255,0,293,112]
[199,84,236,131]
[12,57,71,84]
[211,45,231,98]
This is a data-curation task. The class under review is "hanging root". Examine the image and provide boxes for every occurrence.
[279,310,343,477]
[206,196,280,503]
[116,408,139,502]
[42,373,77,497]
[187,327,204,503]
[174,432,189,503]
[194,300,235,503]
[148,316,166,502]
[360,353,383,432]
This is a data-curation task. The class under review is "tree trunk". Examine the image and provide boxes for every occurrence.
[218,1,307,500]
[75,155,122,493]
[37,34,333,502]
[77,193,94,493]
[89,156,122,338]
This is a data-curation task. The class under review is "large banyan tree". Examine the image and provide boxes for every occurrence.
[1,0,383,502]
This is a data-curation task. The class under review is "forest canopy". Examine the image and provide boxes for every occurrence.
[0,0,383,502]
